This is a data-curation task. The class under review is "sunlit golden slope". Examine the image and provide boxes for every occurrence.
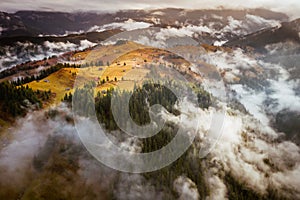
[25,42,200,104]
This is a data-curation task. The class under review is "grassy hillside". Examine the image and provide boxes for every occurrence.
[24,64,148,103]
[25,68,78,104]
[24,43,195,104]
[81,41,148,65]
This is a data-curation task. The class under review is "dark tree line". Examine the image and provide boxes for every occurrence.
[81,60,104,68]
[0,55,59,80]
[0,81,49,118]
[1,58,105,83]
[12,63,82,86]
[62,92,73,103]
[11,60,105,86]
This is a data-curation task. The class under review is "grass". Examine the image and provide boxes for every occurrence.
[24,64,149,104]
[25,68,78,104]
[84,41,147,64]
[23,44,193,105]
[113,47,190,67]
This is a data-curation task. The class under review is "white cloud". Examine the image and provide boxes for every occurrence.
[198,47,300,127]
[155,25,212,41]
[213,40,227,46]
[162,95,300,198]
[173,176,200,200]
[218,15,281,36]
[230,84,270,125]
[206,175,227,200]
[0,39,98,71]
[79,39,97,50]
[246,14,281,27]
[43,41,77,51]
[152,11,165,16]
[38,30,85,37]
[90,19,152,32]
[0,105,76,188]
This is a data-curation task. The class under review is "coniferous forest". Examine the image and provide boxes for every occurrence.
[0,81,50,119]
[67,80,285,200]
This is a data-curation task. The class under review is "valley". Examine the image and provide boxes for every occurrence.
[0,6,299,200]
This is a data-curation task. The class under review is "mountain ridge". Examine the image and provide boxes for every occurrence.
[0,8,289,38]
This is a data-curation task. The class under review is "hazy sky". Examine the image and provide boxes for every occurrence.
[1,0,299,18]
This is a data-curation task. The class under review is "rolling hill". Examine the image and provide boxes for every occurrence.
[24,42,196,103]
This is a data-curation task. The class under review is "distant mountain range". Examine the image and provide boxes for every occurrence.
[0,30,121,46]
[226,18,300,51]
[0,8,288,37]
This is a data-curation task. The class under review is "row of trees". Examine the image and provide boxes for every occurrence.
[0,55,59,79]
[11,60,109,86]
[81,60,107,68]
[12,63,82,86]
